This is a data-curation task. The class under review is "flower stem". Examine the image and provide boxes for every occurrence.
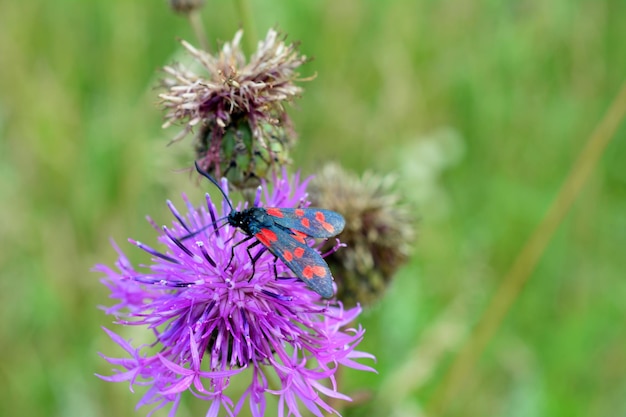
[427,79,626,415]
[233,0,257,54]
[188,10,210,52]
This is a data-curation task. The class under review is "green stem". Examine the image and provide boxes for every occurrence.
[233,0,257,54]
[427,79,626,416]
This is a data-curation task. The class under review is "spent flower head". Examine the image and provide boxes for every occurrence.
[96,170,374,416]
[160,29,310,191]
[309,163,416,308]
[168,0,205,14]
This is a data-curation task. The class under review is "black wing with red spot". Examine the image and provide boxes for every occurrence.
[194,161,338,298]
[254,225,334,298]
[264,208,345,238]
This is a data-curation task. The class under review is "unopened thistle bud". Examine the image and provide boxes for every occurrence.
[308,163,416,307]
[159,29,308,192]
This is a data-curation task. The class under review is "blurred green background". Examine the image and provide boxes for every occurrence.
[1,1,625,416]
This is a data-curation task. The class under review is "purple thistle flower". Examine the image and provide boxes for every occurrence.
[95,170,375,417]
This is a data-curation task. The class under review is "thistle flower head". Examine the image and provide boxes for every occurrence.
[308,163,416,308]
[96,170,374,416]
[160,29,309,191]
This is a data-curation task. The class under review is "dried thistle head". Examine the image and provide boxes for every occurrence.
[308,163,416,307]
[159,29,310,191]
[168,0,204,14]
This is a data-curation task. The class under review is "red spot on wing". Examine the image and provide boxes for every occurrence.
[300,217,311,228]
[283,250,293,261]
[256,228,278,246]
[294,247,305,258]
[312,266,327,276]
[302,265,327,279]
[315,211,335,233]
[266,208,284,218]
[291,230,307,243]
[295,209,305,217]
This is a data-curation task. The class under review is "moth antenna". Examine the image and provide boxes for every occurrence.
[180,218,229,241]
[194,160,235,212]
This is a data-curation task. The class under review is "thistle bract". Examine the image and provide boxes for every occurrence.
[195,116,291,191]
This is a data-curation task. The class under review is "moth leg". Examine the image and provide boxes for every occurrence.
[226,235,254,271]
[246,240,266,280]
[273,256,279,281]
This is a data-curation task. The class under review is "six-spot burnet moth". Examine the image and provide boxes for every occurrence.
[194,161,345,298]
